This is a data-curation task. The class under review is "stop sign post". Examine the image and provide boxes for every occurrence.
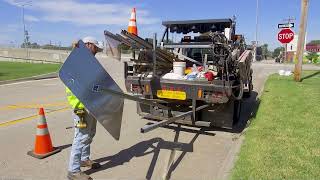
[278,28,294,44]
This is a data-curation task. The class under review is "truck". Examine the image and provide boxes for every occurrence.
[104,18,253,131]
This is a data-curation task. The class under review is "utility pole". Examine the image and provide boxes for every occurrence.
[294,0,309,82]
[16,1,32,58]
[254,0,259,61]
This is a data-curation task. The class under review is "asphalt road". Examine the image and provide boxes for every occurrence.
[0,59,319,180]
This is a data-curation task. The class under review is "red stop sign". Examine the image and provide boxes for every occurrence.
[278,28,294,44]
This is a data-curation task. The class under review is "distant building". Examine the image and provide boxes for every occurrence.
[306,43,320,53]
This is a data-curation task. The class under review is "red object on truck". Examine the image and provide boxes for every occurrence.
[204,72,213,81]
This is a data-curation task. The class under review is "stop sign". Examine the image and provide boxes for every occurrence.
[278,28,294,44]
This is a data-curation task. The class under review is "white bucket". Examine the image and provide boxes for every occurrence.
[173,62,186,76]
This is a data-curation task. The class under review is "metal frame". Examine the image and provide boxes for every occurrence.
[141,104,209,133]
[96,86,213,133]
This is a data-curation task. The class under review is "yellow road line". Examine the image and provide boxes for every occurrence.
[33,93,66,102]
[0,107,70,127]
[0,93,65,110]
[0,102,68,111]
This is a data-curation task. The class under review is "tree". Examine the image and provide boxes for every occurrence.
[40,44,72,50]
[21,42,31,48]
[306,52,319,63]
[260,44,270,59]
[308,40,320,45]
[41,44,56,50]
[119,44,130,51]
[272,47,285,58]
[29,42,40,49]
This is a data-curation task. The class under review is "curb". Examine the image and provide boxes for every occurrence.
[0,72,58,85]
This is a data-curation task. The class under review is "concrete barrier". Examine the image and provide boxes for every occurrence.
[0,48,132,63]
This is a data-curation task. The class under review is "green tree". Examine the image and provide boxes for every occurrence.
[308,40,320,45]
[119,44,130,51]
[306,52,319,63]
[21,42,31,48]
[261,44,269,59]
[272,47,285,58]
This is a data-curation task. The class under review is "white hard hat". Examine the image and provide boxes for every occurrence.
[97,41,104,50]
[82,36,103,50]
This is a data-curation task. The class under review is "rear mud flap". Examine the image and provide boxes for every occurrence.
[200,100,236,129]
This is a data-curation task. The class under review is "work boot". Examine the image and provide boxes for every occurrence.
[67,171,92,180]
[81,159,101,169]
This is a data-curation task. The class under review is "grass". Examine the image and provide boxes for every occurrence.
[231,71,320,180]
[0,61,61,81]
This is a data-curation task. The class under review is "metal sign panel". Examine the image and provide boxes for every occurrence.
[59,40,124,140]
[278,23,294,29]
[278,28,294,44]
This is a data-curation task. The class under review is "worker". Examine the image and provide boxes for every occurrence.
[67,36,104,180]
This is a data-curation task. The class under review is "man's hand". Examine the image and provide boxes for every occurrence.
[74,109,87,128]
[74,108,85,118]
[72,40,79,49]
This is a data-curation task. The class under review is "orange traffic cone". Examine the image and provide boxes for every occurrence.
[27,108,61,159]
[128,7,138,35]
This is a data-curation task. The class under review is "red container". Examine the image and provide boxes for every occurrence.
[204,72,213,81]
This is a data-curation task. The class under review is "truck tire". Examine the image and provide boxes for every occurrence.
[233,100,242,123]
[243,69,253,98]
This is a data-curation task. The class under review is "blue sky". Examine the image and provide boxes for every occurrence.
[0,0,319,49]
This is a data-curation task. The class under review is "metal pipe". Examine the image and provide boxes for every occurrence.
[163,44,212,49]
[161,28,168,42]
[141,104,209,133]
[254,0,259,62]
[166,28,169,43]
[172,51,202,65]
[153,33,157,77]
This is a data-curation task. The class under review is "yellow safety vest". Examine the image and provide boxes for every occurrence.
[66,87,85,109]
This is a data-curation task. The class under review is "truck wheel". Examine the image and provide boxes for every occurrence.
[243,69,253,98]
[233,100,242,123]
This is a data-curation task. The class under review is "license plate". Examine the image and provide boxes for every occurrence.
[157,90,186,100]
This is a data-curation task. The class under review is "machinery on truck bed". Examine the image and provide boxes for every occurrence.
[104,18,253,130]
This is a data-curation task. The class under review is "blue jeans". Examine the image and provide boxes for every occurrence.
[68,110,97,173]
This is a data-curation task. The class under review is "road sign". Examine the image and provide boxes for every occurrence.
[278,23,294,29]
[278,28,294,44]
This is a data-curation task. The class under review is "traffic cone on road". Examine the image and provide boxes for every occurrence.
[27,108,61,159]
[128,8,138,35]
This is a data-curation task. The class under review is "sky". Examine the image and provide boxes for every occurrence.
[0,0,319,50]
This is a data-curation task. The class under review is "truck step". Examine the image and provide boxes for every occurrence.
[194,121,211,127]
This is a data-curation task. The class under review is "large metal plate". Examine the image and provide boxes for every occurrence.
[59,40,124,140]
